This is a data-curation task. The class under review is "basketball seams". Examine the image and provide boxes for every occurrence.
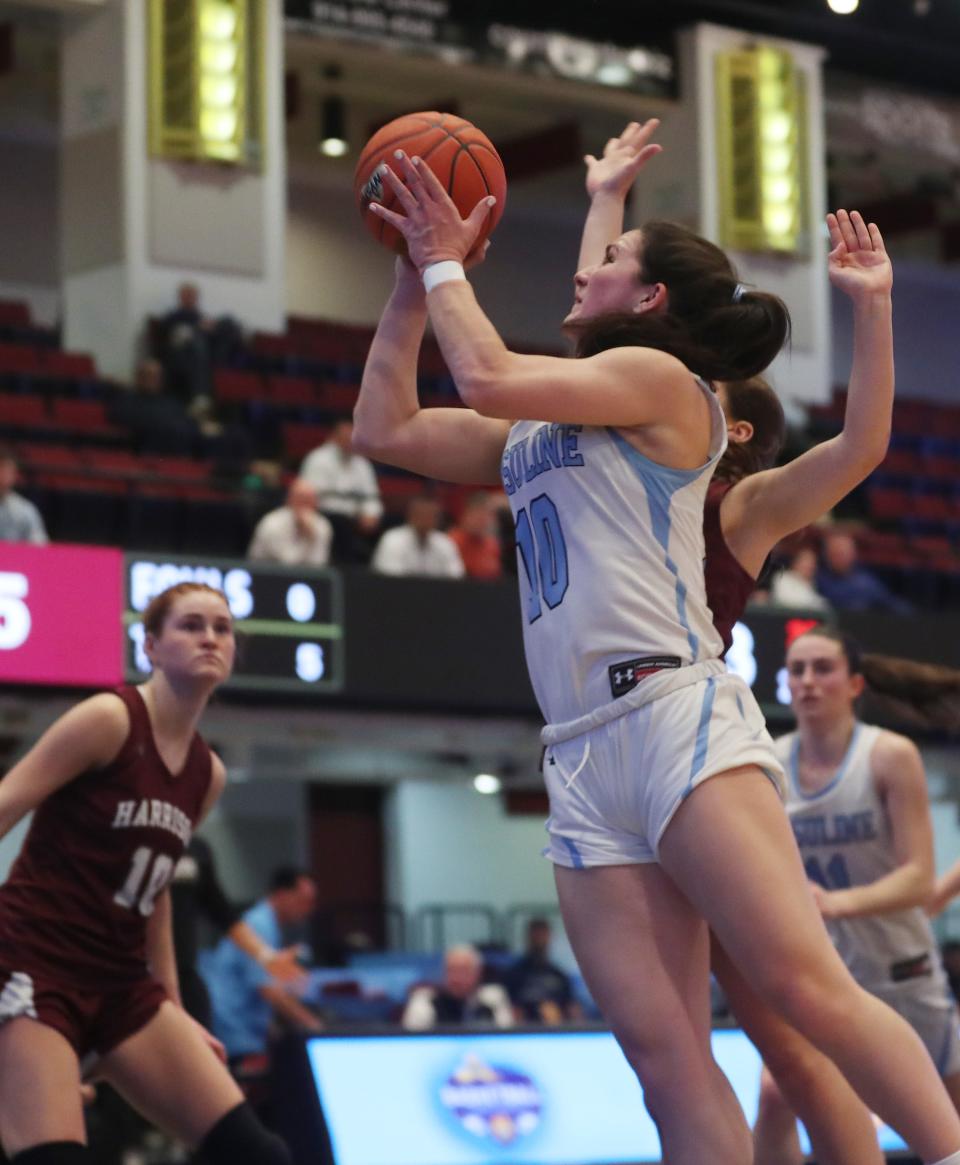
[355,113,447,175]
[355,111,505,251]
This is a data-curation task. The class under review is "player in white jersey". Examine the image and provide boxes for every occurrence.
[354,137,960,1165]
[753,625,960,1165]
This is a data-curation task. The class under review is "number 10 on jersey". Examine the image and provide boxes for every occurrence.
[515,495,569,623]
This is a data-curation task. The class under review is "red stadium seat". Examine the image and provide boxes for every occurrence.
[42,350,97,381]
[867,486,911,521]
[268,375,317,408]
[17,442,86,470]
[0,343,43,375]
[145,455,213,482]
[0,394,50,426]
[282,422,330,462]
[878,449,921,477]
[0,300,31,328]
[50,397,113,432]
[320,384,359,414]
[213,368,264,403]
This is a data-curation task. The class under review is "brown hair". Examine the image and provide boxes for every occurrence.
[142,583,231,637]
[574,220,791,381]
[794,625,960,734]
[715,376,787,483]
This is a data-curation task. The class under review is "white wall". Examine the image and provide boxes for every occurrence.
[199,776,310,904]
[384,780,556,924]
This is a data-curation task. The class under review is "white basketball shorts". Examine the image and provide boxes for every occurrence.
[542,670,786,867]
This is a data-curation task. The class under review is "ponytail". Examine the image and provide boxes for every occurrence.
[859,655,960,735]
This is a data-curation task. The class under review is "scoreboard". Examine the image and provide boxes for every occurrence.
[0,546,344,694]
[124,556,345,693]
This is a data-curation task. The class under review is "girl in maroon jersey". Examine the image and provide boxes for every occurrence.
[579,121,895,1165]
[0,583,290,1165]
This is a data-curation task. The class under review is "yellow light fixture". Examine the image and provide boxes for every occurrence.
[149,0,264,168]
[715,44,809,255]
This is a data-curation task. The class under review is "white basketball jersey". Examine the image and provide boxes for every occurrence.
[501,377,726,729]
[779,723,946,996]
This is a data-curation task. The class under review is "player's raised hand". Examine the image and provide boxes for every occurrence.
[370,152,496,271]
[585,119,662,201]
[827,210,892,302]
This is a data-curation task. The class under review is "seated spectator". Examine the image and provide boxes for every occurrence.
[504,918,581,1025]
[203,867,323,1064]
[112,358,198,455]
[0,445,47,544]
[448,492,503,580]
[157,283,243,406]
[301,418,383,562]
[816,529,911,613]
[158,281,213,405]
[770,547,831,611]
[402,945,513,1029]
[372,496,464,578]
[248,478,333,566]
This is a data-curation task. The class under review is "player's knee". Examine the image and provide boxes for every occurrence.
[753,964,848,1040]
[10,1144,91,1163]
[757,1067,794,1124]
[199,1102,292,1165]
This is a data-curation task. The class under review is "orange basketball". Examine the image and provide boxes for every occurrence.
[354,111,507,254]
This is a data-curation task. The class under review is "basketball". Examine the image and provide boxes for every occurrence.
[354,111,507,253]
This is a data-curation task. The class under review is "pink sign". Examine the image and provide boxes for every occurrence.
[0,544,124,687]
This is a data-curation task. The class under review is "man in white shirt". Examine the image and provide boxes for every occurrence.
[299,419,383,562]
[247,478,333,567]
[402,945,513,1030]
[0,446,47,544]
[372,496,464,578]
[770,546,831,611]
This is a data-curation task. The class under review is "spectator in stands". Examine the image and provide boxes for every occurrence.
[770,546,832,611]
[203,867,323,1065]
[113,358,198,455]
[0,444,47,544]
[372,495,465,578]
[247,478,333,567]
[402,945,513,1029]
[300,418,383,563]
[816,529,912,613]
[504,918,581,1025]
[158,283,243,408]
[448,492,503,580]
[158,282,214,405]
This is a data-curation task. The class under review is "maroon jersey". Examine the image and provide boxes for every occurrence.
[704,479,756,656]
[0,686,213,988]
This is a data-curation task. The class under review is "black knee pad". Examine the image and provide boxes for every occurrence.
[199,1103,291,1165]
[11,1145,90,1164]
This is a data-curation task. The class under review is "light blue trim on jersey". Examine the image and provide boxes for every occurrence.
[559,836,585,869]
[608,429,707,659]
[790,722,863,802]
[682,676,718,798]
[935,1012,956,1077]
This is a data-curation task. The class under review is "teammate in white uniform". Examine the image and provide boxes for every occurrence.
[755,626,960,1165]
[352,132,960,1165]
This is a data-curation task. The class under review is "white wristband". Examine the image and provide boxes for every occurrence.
[422,260,466,293]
